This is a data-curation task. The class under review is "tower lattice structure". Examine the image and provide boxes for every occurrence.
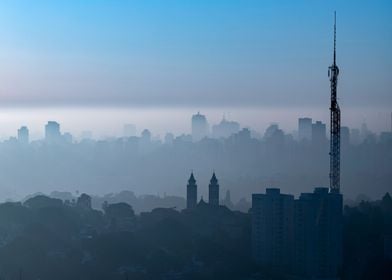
[329,12,340,193]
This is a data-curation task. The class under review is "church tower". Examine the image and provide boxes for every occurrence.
[187,172,197,209]
[208,172,220,206]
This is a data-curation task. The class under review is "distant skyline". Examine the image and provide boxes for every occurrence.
[0,1,391,109]
[0,106,389,141]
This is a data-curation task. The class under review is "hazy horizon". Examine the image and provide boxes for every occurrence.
[1,1,390,140]
[0,105,390,141]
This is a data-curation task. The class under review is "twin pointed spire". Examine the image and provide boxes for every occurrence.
[187,171,220,207]
[188,171,218,184]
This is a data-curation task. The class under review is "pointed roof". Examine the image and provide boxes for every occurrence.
[198,196,207,206]
[210,172,218,184]
[188,172,196,184]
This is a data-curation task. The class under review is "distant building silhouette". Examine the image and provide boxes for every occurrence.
[312,121,327,146]
[186,172,197,209]
[264,124,280,139]
[231,127,252,145]
[212,117,240,139]
[361,122,370,142]
[191,112,209,142]
[222,190,234,209]
[17,126,29,145]
[208,172,219,206]
[164,133,174,144]
[141,129,151,141]
[77,193,92,210]
[350,128,361,145]
[298,117,312,141]
[252,188,294,271]
[264,124,285,149]
[341,126,350,148]
[293,187,342,279]
[104,202,135,232]
[63,132,73,144]
[45,121,61,144]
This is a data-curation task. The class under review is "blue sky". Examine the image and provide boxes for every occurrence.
[0,0,391,108]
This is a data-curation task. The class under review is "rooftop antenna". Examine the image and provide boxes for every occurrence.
[333,11,336,66]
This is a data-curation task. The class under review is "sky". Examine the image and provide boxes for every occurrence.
[0,0,391,134]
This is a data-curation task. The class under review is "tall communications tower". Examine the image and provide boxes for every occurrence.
[328,12,340,193]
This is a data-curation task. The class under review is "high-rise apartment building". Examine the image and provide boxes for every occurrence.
[293,188,343,279]
[45,121,61,144]
[298,118,312,141]
[17,126,29,145]
[312,121,327,146]
[252,188,294,271]
[251,187,342,278]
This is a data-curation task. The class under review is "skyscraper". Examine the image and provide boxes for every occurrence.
[252,188,294,271]
[191,112,209,142]
[17,126,29,145]
[298,117,312,141]
[45,121,61,144]
[186,172,197,209]
[208,172,219,206]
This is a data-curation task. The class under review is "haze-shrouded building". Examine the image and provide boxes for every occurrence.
[341,126,350,148]
[17,126,29,145]
[191,112,209,142]
[212,117,240,139]
[208,172,219,206]
[251,188,294,271]
[186,172,197,209]
[298,117,312,142]
[45,121,61,144]
[312,121,327,147]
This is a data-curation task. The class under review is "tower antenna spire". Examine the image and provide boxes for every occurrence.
[329,11,341,193]
[333,11,336,66]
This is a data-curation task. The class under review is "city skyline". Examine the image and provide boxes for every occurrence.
[0,109,389,142]
[0,107,390,141]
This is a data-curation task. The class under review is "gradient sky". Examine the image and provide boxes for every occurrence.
[0,0,391,109]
